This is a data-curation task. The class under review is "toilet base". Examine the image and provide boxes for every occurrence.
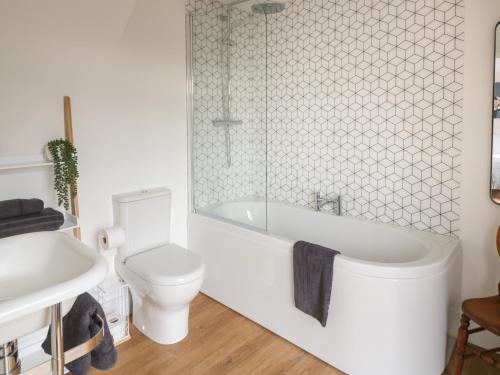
[133,303,190,345]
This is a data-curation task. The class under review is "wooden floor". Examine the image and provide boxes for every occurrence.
[88,293,499,375]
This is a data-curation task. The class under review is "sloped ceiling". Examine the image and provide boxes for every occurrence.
[0,0,137,43]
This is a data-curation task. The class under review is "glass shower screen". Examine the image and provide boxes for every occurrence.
[189,3,268,230]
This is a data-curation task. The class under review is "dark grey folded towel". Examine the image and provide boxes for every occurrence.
[0,198,44,219]
[42,293,117,375]
[293,241,340,327]
[0,208,64,239]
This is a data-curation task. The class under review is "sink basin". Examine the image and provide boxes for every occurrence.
[0,232,107,344]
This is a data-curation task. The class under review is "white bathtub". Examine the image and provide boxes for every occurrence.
[188,199,461,375]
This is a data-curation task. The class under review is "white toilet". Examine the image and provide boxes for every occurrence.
[113,188,204,345]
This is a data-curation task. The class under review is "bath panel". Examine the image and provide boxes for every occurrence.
[188,200,461,375]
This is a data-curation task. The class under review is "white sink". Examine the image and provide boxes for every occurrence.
[0,232,107,344]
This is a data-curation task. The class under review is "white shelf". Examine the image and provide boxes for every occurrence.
[0,156,79,233]
[57,211,79,232]
[0,160,53,171]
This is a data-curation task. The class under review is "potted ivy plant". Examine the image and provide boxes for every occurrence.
[46,139,79,211]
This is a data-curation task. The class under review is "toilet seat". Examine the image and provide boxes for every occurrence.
[125,244,204,286]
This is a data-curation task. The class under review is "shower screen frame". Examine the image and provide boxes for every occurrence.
[186,10,195,215]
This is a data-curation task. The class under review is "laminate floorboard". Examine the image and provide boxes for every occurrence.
[88,293,499,375]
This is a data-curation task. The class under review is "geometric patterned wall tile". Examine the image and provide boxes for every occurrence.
[188,0,463,236]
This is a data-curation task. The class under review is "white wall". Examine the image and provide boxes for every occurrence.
[0,0,188,247]
[461,0,500,346]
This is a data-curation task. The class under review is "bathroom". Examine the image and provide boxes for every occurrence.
[0,0,499,374]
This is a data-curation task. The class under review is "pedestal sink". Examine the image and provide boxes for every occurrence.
[0,231,107,374]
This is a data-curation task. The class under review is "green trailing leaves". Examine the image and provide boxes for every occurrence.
[47,139,79,211]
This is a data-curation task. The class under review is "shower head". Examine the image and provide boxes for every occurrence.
[251,2,285,15]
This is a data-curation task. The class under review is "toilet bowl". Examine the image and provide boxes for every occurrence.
[116,244,204,344]
[112,188,205,345]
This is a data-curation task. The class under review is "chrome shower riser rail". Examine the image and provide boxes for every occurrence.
[212,119,243,168]
[0,303,104,375]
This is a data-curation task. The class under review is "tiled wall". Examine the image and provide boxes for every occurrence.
[188,0,464,235]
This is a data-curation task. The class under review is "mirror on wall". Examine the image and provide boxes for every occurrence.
[491,23,500,203]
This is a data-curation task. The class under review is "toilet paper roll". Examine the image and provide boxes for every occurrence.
[99,227,125,251]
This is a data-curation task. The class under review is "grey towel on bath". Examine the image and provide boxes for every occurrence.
[293,241,340,327]
[0,198,44,219]
[42,293,117,375]
[0,208,64,239]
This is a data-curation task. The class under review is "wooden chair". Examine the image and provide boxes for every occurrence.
[453,227,500,374]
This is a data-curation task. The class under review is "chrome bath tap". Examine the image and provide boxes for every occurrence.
[314,192,342,216]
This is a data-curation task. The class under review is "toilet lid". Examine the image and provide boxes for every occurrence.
[125,244,204,286]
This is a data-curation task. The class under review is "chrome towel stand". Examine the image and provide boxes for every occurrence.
[22,303,104,375]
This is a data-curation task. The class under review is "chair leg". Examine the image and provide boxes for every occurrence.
[454,314,470,375]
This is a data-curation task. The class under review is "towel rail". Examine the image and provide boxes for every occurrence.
[20,311,104,375]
